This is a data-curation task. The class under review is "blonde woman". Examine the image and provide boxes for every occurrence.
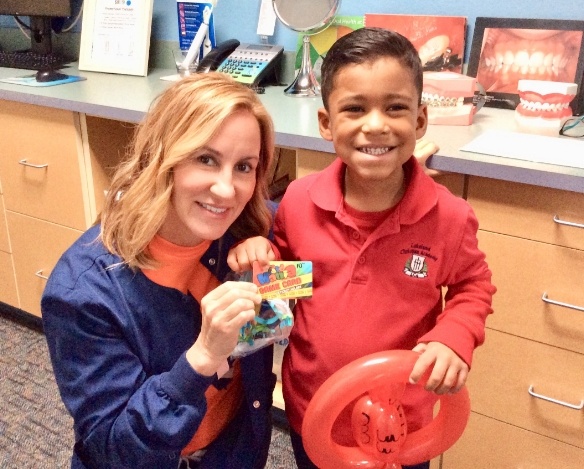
[42,73,277,469]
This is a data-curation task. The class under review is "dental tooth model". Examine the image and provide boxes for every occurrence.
[515,79,577,136]
[422,71,479,125]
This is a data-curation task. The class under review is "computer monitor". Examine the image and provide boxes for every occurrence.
[0,0,73,55]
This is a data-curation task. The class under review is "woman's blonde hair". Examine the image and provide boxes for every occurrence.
[98,73,275,269]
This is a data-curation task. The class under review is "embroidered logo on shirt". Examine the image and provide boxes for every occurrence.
[404,254,428,278]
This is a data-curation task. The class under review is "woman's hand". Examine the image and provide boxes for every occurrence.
[227,236,276,272]
[187,281,261,376]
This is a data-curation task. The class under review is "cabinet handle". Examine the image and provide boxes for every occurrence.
[541,292,584,312]
[553,215,584,229]
[528,385,584,410]
[35,270,49,280]
[19,159,48,169]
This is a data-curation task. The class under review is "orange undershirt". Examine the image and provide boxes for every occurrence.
[142,234,243,455]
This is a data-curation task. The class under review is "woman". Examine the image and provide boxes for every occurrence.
[41,73,277,469]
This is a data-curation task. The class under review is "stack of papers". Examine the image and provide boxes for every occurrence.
[460,129,584,169]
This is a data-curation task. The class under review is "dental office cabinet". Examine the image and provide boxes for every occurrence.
[1,65,584,468]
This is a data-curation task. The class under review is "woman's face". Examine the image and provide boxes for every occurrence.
[158,110,262,246]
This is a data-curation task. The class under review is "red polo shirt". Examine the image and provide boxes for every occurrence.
[275,157,495,443]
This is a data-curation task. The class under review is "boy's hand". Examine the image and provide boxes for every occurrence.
[227,236,276,272]
[414,138,442,177]
[409,342,469,394]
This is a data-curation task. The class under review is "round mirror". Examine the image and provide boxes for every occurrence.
[273,0,340,34]
[273,0,341,97]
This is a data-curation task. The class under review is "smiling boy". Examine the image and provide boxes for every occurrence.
[230,27,495,469]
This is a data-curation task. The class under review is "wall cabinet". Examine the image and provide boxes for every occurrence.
[442,177,584,467]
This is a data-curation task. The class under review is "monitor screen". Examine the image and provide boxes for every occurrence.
[0,0,73,55]
[0,0,72,17]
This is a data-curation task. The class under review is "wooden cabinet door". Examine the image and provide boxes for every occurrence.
[0,101,89,230]
[468,177,584,250]
[479,231,584,354]
[443,412,584,468]
[468,329,584,448]
[0,193,10,253]
[0,250,18,307]
[7,212,82,317]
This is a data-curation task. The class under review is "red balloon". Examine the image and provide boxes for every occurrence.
[301,350,471,469]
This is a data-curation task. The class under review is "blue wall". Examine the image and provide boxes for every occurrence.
[153,0,584,62]
[2,0,583,64]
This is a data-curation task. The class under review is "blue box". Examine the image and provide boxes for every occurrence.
[176,1,217,58]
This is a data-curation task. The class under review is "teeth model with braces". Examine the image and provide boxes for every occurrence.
[515,79,577,136]
[422,72,479,125]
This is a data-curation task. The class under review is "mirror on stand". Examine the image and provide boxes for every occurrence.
[272,0,341,97]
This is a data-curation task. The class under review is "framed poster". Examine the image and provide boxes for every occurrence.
[467,17,584,114]
[79,0,154,76]
[365,14,467,73]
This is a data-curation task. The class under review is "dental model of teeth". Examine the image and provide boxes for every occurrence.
[515,79,578,136]
[422,71,478,125]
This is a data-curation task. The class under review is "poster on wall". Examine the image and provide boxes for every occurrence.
[176,1,216,56]
[467,17,584,113]
[79,0,154,76]
[364,14,467,73]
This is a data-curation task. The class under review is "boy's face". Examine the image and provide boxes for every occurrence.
[318,57,427,185]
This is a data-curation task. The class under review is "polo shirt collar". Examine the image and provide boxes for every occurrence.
[307,156,438,226]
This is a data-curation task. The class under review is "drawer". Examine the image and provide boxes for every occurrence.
[443,412,584,468]
[0,100,89,230]
[479,231,584,354]
[0,249,19,307]
[0,193,10,253]
[468,176,584,250]
[7,211,82,317]
[468,329,584,448]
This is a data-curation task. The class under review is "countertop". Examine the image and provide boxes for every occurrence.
[1,64,583,194]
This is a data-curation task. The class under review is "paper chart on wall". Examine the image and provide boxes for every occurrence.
[79,0,154,76]
[460,129,584,169]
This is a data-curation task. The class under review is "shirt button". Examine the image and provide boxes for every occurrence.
[357,256,366,264]
[352,231,360,240]
[208,258,216,266]
[253,400,261,409]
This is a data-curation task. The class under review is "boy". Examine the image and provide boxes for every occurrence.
[229,28,495,469]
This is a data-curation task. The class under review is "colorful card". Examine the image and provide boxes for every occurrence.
[253,261,313,300]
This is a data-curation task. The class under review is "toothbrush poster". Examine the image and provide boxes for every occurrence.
[176,1,216,55]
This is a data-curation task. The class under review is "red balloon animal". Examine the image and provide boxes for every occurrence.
[302,350,470,469]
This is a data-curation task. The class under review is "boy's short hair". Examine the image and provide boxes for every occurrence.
[320,27,423,109]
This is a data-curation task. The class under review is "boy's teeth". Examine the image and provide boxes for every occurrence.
[360,147,389,155]
[200,202,226,214]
